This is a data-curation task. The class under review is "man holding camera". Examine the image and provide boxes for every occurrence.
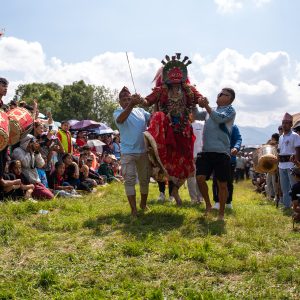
[12,134,54,199]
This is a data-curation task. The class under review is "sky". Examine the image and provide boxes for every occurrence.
[1,0,300,128]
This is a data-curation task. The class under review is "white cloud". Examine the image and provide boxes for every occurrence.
[214,0,243,14]
[214,0,271,14]
[253,0,271,7]
[1,36,299,128]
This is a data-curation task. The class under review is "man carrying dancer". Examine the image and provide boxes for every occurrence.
[113,87,151,217]
[194,88,236,220]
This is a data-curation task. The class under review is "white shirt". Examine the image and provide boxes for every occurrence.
[192,120,204,158]
[278,131,300,169]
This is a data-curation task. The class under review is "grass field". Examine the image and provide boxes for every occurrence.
[0,180,299,299]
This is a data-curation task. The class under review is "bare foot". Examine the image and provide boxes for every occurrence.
[131,209,138,218]
[217,214,225,221]
[204,205,212,216]
[140,204,150,211]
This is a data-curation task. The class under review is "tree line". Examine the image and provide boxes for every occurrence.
[13,80,119,129]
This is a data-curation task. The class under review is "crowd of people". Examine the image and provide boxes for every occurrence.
[0,77,123,201]
[1,52,300,223]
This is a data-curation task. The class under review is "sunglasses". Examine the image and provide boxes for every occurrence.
[218,92,230,97]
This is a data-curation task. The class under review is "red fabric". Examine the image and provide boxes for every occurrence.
[32,182,54,200]
[76,138,86,147]
[147,112,195,180]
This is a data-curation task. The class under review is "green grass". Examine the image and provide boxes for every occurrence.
[0,181,299,299]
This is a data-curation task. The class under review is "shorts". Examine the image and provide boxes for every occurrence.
[196,152,231,182]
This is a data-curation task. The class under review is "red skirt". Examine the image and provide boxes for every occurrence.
[144,112,195,184]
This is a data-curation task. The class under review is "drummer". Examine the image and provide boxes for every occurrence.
[0,78,21,191]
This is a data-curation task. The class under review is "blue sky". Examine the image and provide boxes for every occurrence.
[1,0,300,127]
[3,0,300,62]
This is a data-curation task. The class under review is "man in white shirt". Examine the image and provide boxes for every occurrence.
[278,113,300,209]
[187,116,204,203]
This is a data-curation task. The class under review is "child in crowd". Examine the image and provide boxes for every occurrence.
[7,160,35,199]
[48,162,81,198]
[86,157,105,185]
[37,155,49,188]
[66,162,93,192]
[98,153,120,183]
[80,164,97,189]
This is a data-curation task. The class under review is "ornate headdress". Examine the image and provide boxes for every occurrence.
[161,53,191,85]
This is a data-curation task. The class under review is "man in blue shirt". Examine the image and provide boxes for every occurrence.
[194,88,236,220]
[113,87,151,217]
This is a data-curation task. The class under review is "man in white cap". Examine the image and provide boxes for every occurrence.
[278,112,300,209]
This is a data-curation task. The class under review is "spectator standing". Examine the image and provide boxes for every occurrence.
[213,124,242,209]
[187,114,204,204]
[113,135,121,160]
[278,113,300,209]
[235,152,246,183]
[57,121,73,154]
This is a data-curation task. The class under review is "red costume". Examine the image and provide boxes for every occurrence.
[144,53,203,185]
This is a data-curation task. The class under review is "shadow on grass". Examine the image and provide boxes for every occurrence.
[82,210,185,239]
[197,215,227,236]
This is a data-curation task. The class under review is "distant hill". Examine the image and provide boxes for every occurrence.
[238,124,279,146]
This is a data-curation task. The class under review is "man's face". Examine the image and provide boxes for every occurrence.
[216,89,233,106]
[0,83,8,97]
[119,96,131,109]
[282,120,293,132]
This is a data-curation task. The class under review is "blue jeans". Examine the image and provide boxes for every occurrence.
[279,168,296,208]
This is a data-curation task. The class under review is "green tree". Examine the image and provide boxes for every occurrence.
[92,86,119,129]
[57,80,94,121]
[13,82,62,119]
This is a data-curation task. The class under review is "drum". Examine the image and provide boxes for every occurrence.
[7,107,34,145]
[253,145,278,173]
[0,109,9,151]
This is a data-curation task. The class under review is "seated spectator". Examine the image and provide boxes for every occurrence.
[291,167,300,222]
[252,172,266,194]
[81,145,98,170]
[80,165,97,189]
[110,155,123,181]
[9,100,17,110]
[37,155,49,188]
[66,162,93,192]
[86,157,105,185]
[12,135,54,200]
[102,134,114,154]
[48,161,81,198]
[7,160,35,199]
[98,153,120,183]
[0,161,23,200]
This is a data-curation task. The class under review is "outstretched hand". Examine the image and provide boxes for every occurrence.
[198,96,209,108]
[131,94,143,106]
